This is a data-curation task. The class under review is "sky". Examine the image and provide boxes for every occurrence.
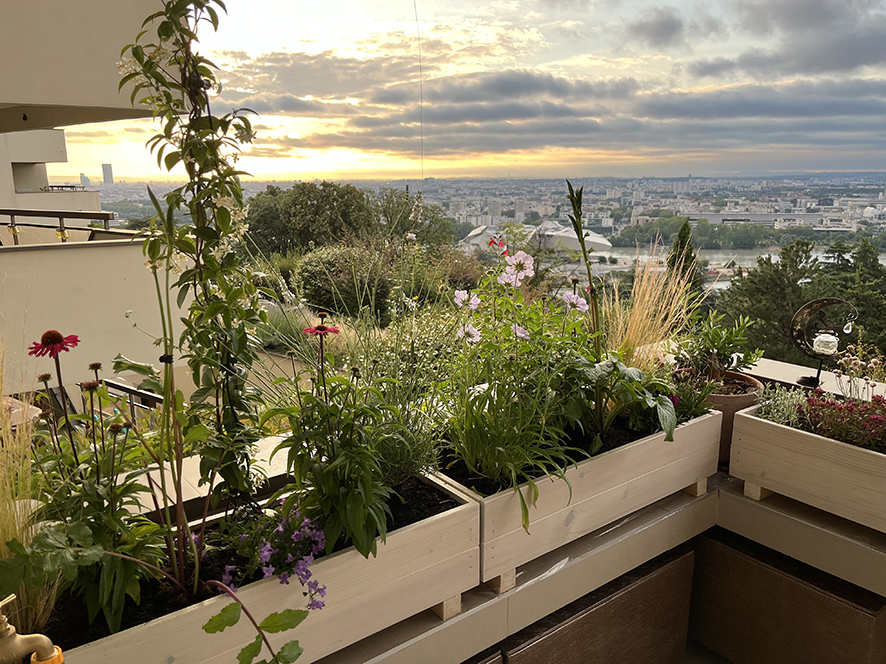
[55,0,886,182]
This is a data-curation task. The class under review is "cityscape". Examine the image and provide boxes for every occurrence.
[60,170,886,243]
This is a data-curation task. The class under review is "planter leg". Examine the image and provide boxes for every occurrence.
[486,569,516,594]
[430,594,462,621]
[683,478,708,497]
[743,481,773,502]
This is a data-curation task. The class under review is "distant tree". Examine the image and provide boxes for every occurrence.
[718,238,819,365]
[122,215,153,230]
[246,182,376,254]
[667,219,702,294]
[370,187,455,246]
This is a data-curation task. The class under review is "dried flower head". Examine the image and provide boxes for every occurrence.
[37,373,52,383]
[88,362,103,372]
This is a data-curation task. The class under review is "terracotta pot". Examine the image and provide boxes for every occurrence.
[707,371,763,469]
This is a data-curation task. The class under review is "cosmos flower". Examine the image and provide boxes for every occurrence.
[28,330,80,358]
[505,251,535,281]
[456,323,482,343]
[562,293,589,313]
[454,290,481,310]
[512,324,530,340]
[497,272,521,287]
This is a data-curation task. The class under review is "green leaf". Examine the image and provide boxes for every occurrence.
[276,640,304,663]
[258,609,308,634]
[202,602,241,634]
[67,521,93,547]
[237,634,263,664]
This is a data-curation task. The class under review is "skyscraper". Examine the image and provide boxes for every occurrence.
[79,172,91,188]
[102,163,114,184]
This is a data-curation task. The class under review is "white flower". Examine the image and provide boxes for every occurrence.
[405,232,417,242]
[214,196,237,210]
[512,324,530,340]
[456,323,481,343]
[562,293,589,313]
[235,126,257,144]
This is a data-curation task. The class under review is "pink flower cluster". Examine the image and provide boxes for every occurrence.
[799,391,886,453]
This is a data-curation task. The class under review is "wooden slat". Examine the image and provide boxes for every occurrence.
[480,412,721,541]
[731,408,886,534]
[437,413,720,582]
[481,444,718,581]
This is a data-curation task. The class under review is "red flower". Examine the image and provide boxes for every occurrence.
[303,325,340,336]
[487,238,497,247]
[28,330,79,358]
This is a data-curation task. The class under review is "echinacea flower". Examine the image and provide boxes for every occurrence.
[303,325,340,336]
[28,330,80,358]
[454,290,481,310]
[505,251,535,281]
[456,323,481,343]
[512,324,530,340]
[562,293,589,313]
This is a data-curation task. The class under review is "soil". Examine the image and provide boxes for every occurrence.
[716,376,760,396]
[42,476,458,652]
[440,422,650,497]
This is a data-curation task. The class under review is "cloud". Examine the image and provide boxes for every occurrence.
[625,6,686,48]
[733,0,880,36]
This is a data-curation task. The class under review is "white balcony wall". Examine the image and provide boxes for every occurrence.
[0,0,158,132]
[11,190,102,212]
[5,129,67,163]
[0,241,185,395]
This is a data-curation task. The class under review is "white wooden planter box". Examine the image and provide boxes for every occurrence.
[731,404,886,534]
[65,475,479,664]
[435,411,721,591]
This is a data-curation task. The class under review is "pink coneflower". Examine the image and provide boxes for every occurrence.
[303,325,340,336]
[28,330,79,358]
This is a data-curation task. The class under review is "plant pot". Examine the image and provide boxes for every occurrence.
[64,474,480,664]
[436,412,721,591]
[707,371,763,469]
[730,404,886,534]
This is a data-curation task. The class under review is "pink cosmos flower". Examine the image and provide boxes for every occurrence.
[562,293,589,313]
[512,324,530,340]
[505,251,535,281]
[456,323,481,343]
[454,290,481,310]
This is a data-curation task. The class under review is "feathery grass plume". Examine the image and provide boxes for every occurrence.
[599,242,704,371]
[0,355,58,633]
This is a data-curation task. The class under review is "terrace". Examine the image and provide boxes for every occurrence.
[2,3,885,664]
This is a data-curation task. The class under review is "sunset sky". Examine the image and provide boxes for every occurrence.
[55,0,886,182]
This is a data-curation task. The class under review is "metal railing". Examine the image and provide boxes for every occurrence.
[0,207,115,245]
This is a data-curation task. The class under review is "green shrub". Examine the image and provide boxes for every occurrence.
[292,245,392,326]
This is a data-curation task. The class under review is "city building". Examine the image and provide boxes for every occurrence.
[102,163,114,184]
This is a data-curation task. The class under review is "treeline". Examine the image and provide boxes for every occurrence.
[611,215,886,250]
[245,182,472,255]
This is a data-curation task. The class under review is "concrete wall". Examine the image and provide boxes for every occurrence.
[0,0,158,132]
[0,240,185,395]
[0,130,99,209]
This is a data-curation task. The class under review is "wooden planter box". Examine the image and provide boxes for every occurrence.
[436,411,721,591]
[731,405,886,534]
[65,475,480,664]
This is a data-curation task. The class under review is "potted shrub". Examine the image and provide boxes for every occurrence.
[674,310,764,467]
[731,361,886,534]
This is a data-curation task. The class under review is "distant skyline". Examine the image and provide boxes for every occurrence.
[53,0,886,182]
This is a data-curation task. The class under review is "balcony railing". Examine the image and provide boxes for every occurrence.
[0,207,116,246]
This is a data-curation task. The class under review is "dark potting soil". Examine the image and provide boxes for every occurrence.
[42,476,458,652]
[717,376,760,396]
[440,422,651,497]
